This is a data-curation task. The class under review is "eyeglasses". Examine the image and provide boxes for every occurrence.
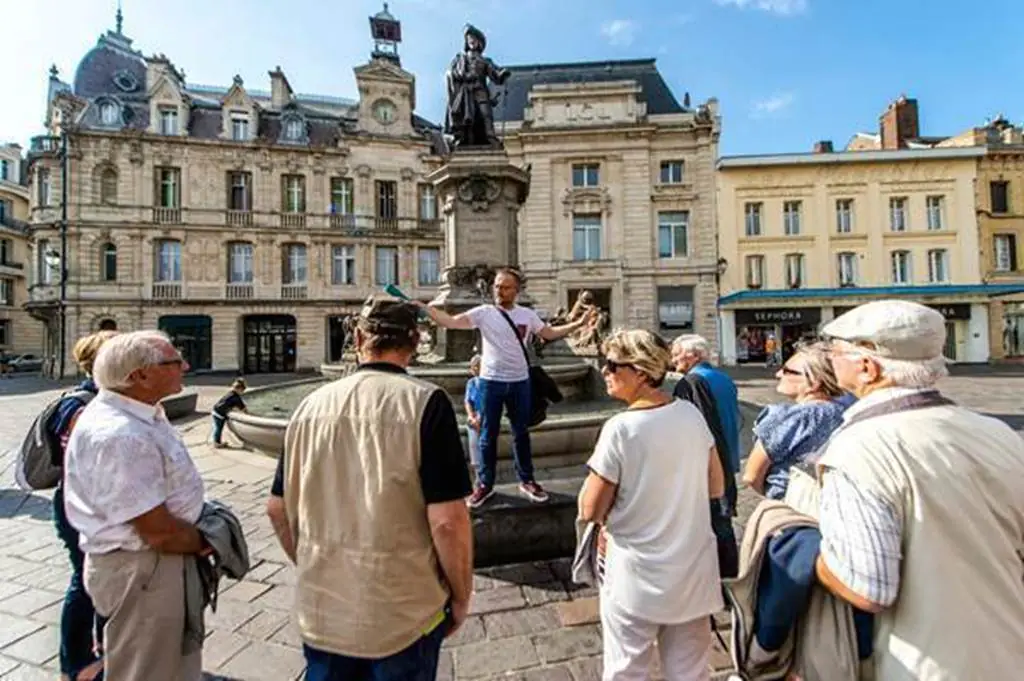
[155,356,185,367]
[602,359,635,373]
[780,366,805,377]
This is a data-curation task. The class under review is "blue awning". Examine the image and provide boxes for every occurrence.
[718,284,1024,307]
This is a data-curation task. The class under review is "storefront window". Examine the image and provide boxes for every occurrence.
[1004,304,1024,357]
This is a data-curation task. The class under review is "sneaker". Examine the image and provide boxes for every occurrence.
[467,485,495,509]
[519,481,549,503]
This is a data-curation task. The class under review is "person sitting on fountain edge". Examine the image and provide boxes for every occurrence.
[415,268,597,508]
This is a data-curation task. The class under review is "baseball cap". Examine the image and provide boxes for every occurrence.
[357,295,420,335]
[821,300,946,361]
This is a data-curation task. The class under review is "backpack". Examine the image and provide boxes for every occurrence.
[13,389,95,491]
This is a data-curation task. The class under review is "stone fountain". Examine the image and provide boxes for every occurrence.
[226,24,672,565]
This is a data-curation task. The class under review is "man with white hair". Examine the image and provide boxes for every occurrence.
[64,330,207,681]
[816,300,1024,680]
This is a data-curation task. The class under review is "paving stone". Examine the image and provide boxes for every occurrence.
[201,629,251,670]
[0,625,59,666]
[0,618,43,649]
[454,636,539,679]
[264,565,297,586]
[533,626,603,664]
[246,560,285,583]
[482,606,560,640]
[522,582,570,606]
[206,599,261,633]
[468,586,526,615]
[0,654,20,676]
[0,582,27,602]
[268,620,303,649]
[221,579,273,603]
[564,582,597,600]
[482,562,556,586]
[548,558,573,583]
[252,584,295,611]
[0,662,52,681]
[472,573,503,592]
[218,641,306,681]
[26,601,61,626]
[555,598,599,627]
[510,664,574,681]
[442,615,485,647]
[437,650,454,681]
[568,655,602,681]
[236,608,290,641]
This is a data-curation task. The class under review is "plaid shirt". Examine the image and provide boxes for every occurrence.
[819,467,904,607]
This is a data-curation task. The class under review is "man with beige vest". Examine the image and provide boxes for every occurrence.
[815,300,1024,680]
[266,297,473,680]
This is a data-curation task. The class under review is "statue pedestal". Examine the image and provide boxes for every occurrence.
[426,149,531,363]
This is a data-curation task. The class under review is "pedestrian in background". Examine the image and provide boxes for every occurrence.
[211,378,248,448]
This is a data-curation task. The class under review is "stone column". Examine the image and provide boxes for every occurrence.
[425,150,531,362]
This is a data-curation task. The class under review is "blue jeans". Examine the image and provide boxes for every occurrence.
[477,378,533,488]
[212,414,226,443]
[53,485,104,676]
[303,617,448,681]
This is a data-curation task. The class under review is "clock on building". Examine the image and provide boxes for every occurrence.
[372,99,397,125]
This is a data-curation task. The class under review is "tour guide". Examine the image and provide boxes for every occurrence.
[416,268,595,508]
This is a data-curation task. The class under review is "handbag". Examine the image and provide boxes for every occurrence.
[494,306,563,427]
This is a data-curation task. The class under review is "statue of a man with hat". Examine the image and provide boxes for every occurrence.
[444,24,510,149]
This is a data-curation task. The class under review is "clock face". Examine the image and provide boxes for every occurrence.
[372,99,397,125]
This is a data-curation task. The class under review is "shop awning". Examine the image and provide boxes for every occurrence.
[719,284,1024,307]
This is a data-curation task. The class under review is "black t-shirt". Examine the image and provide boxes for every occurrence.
[213,391,246,417]
[270,362,472,505]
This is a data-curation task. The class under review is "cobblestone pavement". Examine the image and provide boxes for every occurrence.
[0,367,1021,680]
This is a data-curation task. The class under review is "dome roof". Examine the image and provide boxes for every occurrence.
[72,30,145,101]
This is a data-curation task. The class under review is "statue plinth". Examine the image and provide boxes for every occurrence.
[426,149,531,362]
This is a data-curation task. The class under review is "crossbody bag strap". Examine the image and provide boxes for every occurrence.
[494,305,532,367]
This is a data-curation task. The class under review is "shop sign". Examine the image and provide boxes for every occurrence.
[735,308,821,326]
[929,304,971,320]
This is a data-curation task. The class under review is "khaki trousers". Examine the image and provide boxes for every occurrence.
[84,550,202,681]
[600,597,712,681]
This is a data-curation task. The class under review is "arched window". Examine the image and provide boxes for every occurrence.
[98,318,117,331]
[100,167,118,204]
[101,242,117,282]
[99,101,120,126]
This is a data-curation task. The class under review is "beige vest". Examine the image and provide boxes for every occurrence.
[820,403,1024,680]
[283,369,449,657]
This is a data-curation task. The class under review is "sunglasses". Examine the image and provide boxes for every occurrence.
[602,359,635,373]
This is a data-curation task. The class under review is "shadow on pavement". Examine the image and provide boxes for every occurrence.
[0,374,74,397]
[984,413,1024,431]
[0,489,53,521]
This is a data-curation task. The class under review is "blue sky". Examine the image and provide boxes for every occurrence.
[4,0,1024,156]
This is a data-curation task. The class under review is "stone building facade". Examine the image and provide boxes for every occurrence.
[27,11,446,377]
[496,60,722,346]
[0,143,44,356]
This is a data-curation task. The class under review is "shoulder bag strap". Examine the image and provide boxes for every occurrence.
[494,305,532,368]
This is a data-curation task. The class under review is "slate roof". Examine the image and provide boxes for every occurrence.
[492,58,684,123]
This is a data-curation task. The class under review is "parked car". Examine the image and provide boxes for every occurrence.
[7,354,44,373]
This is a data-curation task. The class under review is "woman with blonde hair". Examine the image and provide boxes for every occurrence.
[579,329,726,681]
[742,340,849,500]
[48,329,119,681]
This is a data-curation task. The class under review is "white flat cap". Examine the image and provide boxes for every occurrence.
[821,300,947,361]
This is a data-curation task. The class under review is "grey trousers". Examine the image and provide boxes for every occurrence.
[84,550,202,681]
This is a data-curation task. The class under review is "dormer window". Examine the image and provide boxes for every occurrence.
[231,116,249,141]
[284,117,304,141]
[159,108,178,135]
[113,70,139,93]
[99,101,120,126]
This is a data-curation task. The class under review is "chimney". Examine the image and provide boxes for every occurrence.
[879,95,920,150]
[269,66,293,108]
[813,140,834,153]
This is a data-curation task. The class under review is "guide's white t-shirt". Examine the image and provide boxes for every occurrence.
[587,400,723,624]
[465,304,545,382]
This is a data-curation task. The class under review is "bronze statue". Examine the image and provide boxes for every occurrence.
[444,24,509,149]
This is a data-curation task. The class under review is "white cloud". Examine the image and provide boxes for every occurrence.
[751,92,795,118]
[600,19,638,47]
[714,0,808,16]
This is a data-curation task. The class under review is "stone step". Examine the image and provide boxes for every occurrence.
[470,476,584,568]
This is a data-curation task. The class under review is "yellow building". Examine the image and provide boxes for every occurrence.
[716,144,1008,364]
[0,143,45,357]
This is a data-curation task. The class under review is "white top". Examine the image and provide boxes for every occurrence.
[587,400,723,624]
[64,390,206,554]
[465,304,545,382]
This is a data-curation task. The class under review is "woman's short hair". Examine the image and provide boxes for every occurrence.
[356,297,421,354]
[231,378,247,391]
[601,329,672,387]
[72,330,120,376]
[793,341,844,398]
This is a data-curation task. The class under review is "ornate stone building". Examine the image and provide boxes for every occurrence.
[0,143,44,356]
[496,60,721,345]
[27,8,446,376]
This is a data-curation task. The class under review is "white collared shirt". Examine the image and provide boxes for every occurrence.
[64,389,205,554]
